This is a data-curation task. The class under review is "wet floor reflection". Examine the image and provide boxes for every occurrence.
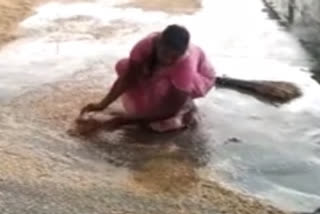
[79,123,211,168]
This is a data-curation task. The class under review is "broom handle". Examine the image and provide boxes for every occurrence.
[215,76,258,90]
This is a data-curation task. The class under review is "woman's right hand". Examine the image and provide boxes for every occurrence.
[80,103,104,115]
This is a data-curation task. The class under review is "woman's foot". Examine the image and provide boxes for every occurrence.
[147,108,199,133]
[74,114,102,135]
[74,112,133,135]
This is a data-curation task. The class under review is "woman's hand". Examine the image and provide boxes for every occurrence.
[80,103,104,115]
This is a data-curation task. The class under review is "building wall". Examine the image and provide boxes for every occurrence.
[264,0,320,45]
[264,0,320,82]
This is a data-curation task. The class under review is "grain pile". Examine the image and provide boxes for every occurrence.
[0,0,39,48]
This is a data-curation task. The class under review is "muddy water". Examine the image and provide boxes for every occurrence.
[1,0,320,213]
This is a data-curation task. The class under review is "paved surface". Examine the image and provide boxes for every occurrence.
[0,0,320,213]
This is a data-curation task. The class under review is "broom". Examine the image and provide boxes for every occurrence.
[215,76,302,105]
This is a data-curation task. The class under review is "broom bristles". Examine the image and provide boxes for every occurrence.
[215,77,302,105]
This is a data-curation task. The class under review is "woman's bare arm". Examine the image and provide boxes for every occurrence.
[107,85,191,126]
[80,60,145,115]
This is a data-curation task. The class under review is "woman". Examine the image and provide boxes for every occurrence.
[78,24,216,133]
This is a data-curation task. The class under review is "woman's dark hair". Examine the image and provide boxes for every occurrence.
[147,25,190,73]
[161,24,190,53]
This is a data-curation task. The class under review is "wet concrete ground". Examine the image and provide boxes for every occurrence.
[1,0,320,213]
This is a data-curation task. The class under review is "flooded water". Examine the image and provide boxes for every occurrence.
[1,0,320,213]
